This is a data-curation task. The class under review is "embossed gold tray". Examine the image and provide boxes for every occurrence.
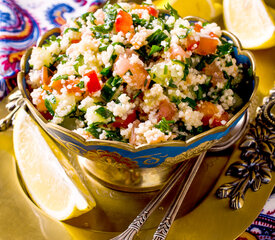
[1,22,275,240]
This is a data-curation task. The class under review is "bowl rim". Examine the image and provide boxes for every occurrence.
[17,16,259,153]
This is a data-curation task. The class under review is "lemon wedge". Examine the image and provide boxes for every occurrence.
[13,108,95,220]
[223,0,275,49]
[154,0,222,21]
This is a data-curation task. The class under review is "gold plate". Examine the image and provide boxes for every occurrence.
[1,28,275,240]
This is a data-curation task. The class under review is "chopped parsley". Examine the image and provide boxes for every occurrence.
[155,117,175,135]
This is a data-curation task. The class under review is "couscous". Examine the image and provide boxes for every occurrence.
[27,0,249,146]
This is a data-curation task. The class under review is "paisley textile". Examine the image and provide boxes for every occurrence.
[0,0,273,238]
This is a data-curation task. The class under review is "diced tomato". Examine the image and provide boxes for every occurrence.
[209,32,218,38]
[204,62,226,87]
[36,95,47,112]
[195,36,219,55]
[65,79,82,95]
[42,66,50,85]
[51,79,63,93]
[210,112,229,128]
[169,44,190,60]
[115,10,133,34]
[112,110,137,128]
[40,111,53,121]
[196,101,219,126]
[132,5,158,17]
[71,39,81,44]
[194,23,203,32]
[186,38,199,51]
[85,70,101,93]
[157,99,177,121]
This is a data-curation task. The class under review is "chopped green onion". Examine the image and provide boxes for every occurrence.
[64,28,79,34]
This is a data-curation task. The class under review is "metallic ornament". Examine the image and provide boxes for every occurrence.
[216,90,275,209]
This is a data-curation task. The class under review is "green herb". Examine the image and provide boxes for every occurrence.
[217,39,234,56]
[182,97,196,109]
[101,76,122,102]
[147,29,168,46]
[168,79,177,88]
[172,60,189,80]
[194,85,205,100]
[165,3,180,20]
[110,53,117,62]
[73,54,84,73]
[132,13,147,27]
[155,117,175,135]
[112,42,125,47]
[64,28,79,34]
[76,81,85,89]
[133,90,142,100]
[81,12,95,24]
[92,3,119,34]
[149,45,163,56]
[44,95,56,116]
[76,20,82,28]
[86,122,103,139]
[42,35,61,48]
[178,26,192,39]
[202,22,209,27]
[100,66,112,77]
[135,46,149,61]
[99,45,108,52]
[95,107,114,119]
[225,61,233,67]
[105,129,124,141]
[195,55,217,71]
[170,96,181,106]
[52,74,68,81]
[164,65,168,75]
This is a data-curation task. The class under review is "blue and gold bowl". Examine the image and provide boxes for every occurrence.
[17,17,258,191]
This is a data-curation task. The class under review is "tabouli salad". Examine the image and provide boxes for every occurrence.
[27,1,249,146]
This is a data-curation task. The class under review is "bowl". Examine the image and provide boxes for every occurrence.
[17,17,258,191]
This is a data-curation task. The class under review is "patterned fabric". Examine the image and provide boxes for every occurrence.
[0,0,274,238]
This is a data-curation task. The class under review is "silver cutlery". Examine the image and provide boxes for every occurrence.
[111,112,249,240]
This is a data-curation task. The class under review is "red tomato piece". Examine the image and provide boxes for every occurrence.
[115,10,133,34]
[42,66,50,85]
[194,23,203,32]
[132,5,158,17]
[157,99,177,121]
[85,70,101,93]
[196,36,219,55]
[210,112,229,128]
[186,38,199,51]
[196,101,219,126]
[112,110,137,128]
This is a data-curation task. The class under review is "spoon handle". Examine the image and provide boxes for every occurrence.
[152,151,207,240]
[111,160,191,240]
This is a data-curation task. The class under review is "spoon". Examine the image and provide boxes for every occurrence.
[111,111,249,240]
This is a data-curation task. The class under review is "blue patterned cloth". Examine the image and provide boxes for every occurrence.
[0,0,274,238]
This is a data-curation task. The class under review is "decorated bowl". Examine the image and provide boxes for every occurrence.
[17,16,258,191]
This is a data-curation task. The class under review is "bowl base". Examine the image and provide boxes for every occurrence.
[77,156,180,192]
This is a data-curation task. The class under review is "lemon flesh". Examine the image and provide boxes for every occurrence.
[154,0,222,21]
[223,0,275,49]
[13,108,95,220]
